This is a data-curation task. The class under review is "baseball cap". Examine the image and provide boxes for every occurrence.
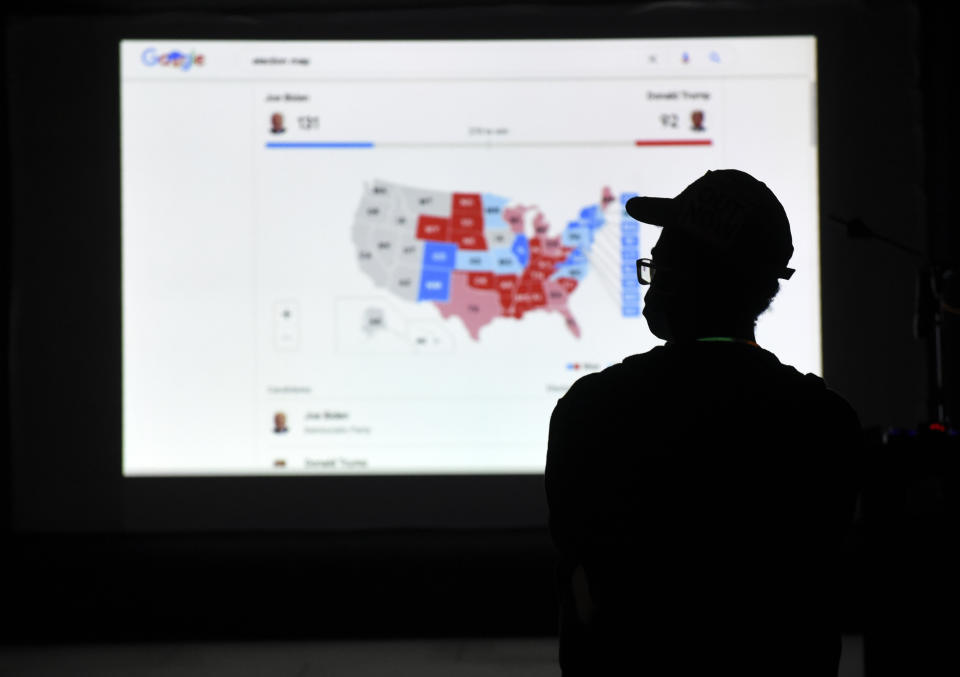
[624,169,795,280]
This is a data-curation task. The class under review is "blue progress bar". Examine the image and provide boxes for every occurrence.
[266,141,374,149]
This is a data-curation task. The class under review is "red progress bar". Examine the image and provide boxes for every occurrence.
[635,139,713,146]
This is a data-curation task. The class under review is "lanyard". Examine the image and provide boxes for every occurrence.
[695,336,760,348]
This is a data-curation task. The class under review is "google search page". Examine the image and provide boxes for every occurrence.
[121,38,819,475]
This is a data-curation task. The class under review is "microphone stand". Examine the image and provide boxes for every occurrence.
[829,215,958,428]
[831,216,959,677]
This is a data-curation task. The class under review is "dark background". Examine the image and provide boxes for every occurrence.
[2,0,957,668]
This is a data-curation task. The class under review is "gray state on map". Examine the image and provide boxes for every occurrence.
[374,180,419,235]
[398,186,452,217]
[356,189,390,230]
[486,228,513,247]
[362,306,386,335]
[353,220,388,287]
[395,238,424,268]
[352,212,374,251]
[371,226,400,267]
[389,265,420,301]
[369,179,392,198]
[357,245,389,288]
[390,206,419,234]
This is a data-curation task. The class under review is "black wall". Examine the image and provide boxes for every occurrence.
[3,0,953,644]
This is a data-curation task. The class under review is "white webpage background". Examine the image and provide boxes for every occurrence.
[121,38,818,475]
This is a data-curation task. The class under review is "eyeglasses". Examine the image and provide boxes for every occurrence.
[638,256,793,284]
[636,258,659,285]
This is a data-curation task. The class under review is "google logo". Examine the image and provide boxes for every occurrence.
[141,48,205,71]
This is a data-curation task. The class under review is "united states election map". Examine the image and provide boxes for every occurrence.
[352,180,617,340]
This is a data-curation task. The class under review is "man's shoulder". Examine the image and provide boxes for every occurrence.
[558,343,859,418]
[739,350,862,436]
[560,346,667,404]
[566,342,802,389]
[754,352,859,423]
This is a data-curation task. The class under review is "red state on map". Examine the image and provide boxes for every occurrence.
[602,186,615,208]
[528,237,569,260]
[416,215,452,241]
[533,212,550,236]
[502,205,529,234]
[467,272,496,290]
[451,213,482,231]
[434,271,502,340]
[528,238,574,302]
[545,279,571,307]
[512,270,547,318]
[518,273,546,295]
[449,195,486,250]
[514,289,547,311]
[453,230,488,250]
[543,275,583,339]
[452,193,483,217]
[494,274,519,313]
[529,259,555,279]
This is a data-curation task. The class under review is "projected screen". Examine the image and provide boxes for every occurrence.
[121,37,819,476]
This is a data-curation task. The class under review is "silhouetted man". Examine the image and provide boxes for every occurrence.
[546,170,861,676]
